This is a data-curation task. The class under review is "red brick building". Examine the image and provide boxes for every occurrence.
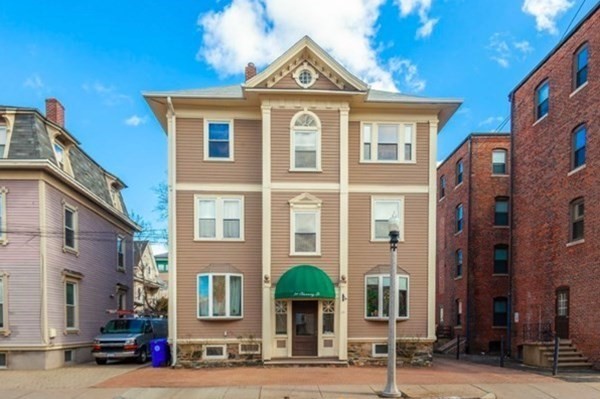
[510,4,599,366]
[436,133,511,354]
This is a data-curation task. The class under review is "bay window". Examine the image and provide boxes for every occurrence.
[197,273,243,318]
[365,274,409,319]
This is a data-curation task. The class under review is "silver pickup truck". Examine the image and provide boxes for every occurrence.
[92,317,168,365]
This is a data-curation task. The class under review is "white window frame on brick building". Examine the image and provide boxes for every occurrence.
[360,122,416,163]
[569,197,584,242]
[571,124,586,171]
[455,204,464,233]
[573,43,588,90]
[535,80,549,121]
[492,149,507,175]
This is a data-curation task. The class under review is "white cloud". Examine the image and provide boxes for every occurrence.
[522,0,574,34]
[24,74,44,89]
[479,116,504,127]
[124,115,148,127]
[388,57,426,93]
[487,33,534,68]
[82,81,131,106]
[395,0,439,39]
[198,0,427,93]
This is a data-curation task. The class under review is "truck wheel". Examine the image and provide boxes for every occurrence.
[137,347,148,364]
[96,358,108,365]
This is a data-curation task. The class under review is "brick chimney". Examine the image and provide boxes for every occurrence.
[45,98,65,127]
[245,62,257,81]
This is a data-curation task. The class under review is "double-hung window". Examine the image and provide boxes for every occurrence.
[292,210,319,255]
[204,120,233,161]
[570,198,584,242]
[439,176,446,199]
[492,149,507,174]
[63,204,77,252]
[197,273,243,318]
[536,81,549,120]
[53,142,66,170]
[455,249,463,277]
[372,198,403,241]
[291,113,320,170]
[456,160,463,185]
[455,204,463,233]
[572,125,586,170]
[195,196,244,240]
[493,297,508,327]
[65,280,78,331]
[574,43,588,89]
[361,122,415,162]
[0,124,6,158]
[494,245,509,274]
[494,198,509,226]
[117,236,125,271]
[365,274,409,319]
[0,188,6,244]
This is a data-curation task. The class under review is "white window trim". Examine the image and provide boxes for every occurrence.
[0,187,8,245]
[64,279,79,333]
[491,149,508,175]
[196,273,244,320]
[292,62,319,88]
[194,195,245,241]
[370,196,405,242]
[0,273,10,336]
[289,111,322,172]
[117,235,126,271]
[203,119,234,162]
[360,121,417,164]
[290,207,321,256]
[0,119,12,159]
[203,344,228,360]
[364,274,410,321]
[372,343,389,358]
[62,201,79,255]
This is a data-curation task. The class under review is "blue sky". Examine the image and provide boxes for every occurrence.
[0,0,595,237]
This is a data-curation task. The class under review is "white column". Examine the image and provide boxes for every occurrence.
[261,104,273,360]
[167,98,178,364]
[427,119,439,340]
[338,105,350,360]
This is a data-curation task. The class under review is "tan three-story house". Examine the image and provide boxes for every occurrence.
[145,37,460,365]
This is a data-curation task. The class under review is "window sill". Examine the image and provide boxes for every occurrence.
[288,168,322,173]
[491,174,509,178]
[492,274,509,277]
[63,247,79,257]
[289,252,321,257]
[64,329,80,335]
[454,230,463,237]
[197,316,243,321]
[569,81,588,98]
[566,239,584,247]
[493,225,510,229]
[454,182,463,190]
[194,238,245,243]
[532,114,548,126]
[567,164,586,176]
[492,326,508,329]
[359,160,416,165]
[117,267,126,273]
[454,276,463,281]
[203,157,235,162]
[454,326,463,329]
[365,317,409,322]
[438,196,446,202]
[0,329,11,337]
[0,239,8,247]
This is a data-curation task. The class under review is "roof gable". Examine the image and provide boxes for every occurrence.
[245,36,368,92]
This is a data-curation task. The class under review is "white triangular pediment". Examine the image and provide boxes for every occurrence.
[289,192,322,207]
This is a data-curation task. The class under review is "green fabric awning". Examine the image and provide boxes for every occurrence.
[275,264,336,299]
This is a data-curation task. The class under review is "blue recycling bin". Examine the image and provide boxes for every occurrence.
[151,338,170,367]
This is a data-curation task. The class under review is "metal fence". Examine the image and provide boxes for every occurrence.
[521,321,553,342]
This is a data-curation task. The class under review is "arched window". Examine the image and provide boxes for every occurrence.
[290,112,320,171]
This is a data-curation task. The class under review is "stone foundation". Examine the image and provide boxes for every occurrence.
[348,340,433,367]
[177,342,262,368]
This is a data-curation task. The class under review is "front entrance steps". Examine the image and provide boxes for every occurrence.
[264,357,349,367]
[434,336,467,354]
[523,339,593,369]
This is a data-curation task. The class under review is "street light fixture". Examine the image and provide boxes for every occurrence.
[381,214,402,398]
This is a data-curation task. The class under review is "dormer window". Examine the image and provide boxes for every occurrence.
[54,142,66,169]
[0,123,7,158]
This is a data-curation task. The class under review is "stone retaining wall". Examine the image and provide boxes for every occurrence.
[348,340,433,367]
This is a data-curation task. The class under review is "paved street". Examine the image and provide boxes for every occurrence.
[1,358,600,398]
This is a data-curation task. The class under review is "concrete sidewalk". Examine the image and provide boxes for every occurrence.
[2,382,600,399]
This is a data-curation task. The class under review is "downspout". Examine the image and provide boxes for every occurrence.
[166,96,178,366]
[465,138,473,354]
[507,93,515,357]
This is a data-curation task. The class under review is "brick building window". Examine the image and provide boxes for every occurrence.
[493,297,508,327]
[570,198,584,242]
[456,160,463,185]
[494,197,509,226]
[455,204,463,233]
[493,245,508,274]
[492,149,507,175]
[439,175,446,199]
[574,43,588,89]
[455,299,462,326]
[535,80,549,120]
[455,249,463,277]
[572,125,586,170]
